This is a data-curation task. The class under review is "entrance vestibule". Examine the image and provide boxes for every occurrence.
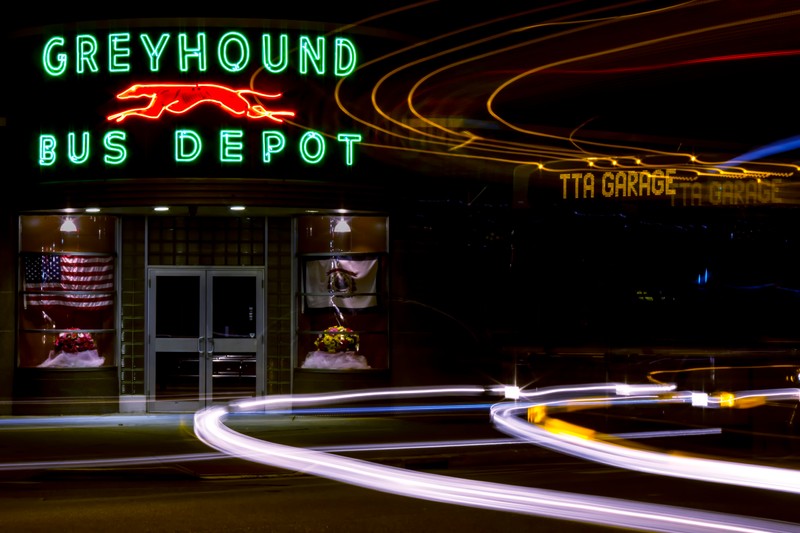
[147,267,265,412]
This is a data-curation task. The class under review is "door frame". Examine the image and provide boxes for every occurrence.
[145,266,266,413]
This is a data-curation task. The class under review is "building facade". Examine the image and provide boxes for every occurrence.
[0,15,512,415]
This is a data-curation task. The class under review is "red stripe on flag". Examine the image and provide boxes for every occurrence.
[24,254,114,309]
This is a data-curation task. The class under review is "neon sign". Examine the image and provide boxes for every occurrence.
[35,29,363,170]
[107,83,296,122]
[38,129,362,167]
[42,32,357,77]
[560,170,678,199]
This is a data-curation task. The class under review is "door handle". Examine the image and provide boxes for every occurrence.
[207,338,215,355]
[198,336,205,355]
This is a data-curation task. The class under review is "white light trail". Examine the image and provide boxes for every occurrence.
[0,452,224,471]
[492,384,800,494]
[194,384,800,533]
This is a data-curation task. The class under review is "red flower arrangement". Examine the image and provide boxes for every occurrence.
[54,329,96,354]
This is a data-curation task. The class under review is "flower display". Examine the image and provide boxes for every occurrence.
[314,326,359,353]
[53,328,96,354]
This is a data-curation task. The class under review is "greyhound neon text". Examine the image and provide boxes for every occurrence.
[42,32,358,77]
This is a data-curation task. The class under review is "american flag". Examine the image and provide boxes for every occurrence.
[23,254,114,309]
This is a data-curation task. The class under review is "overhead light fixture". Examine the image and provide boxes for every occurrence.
[230,206,245,211]
[333,218,351,233]
[85,207,100,213]
[60,217,78,233]
[154,206,170,212]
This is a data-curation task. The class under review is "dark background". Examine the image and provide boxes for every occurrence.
[4,2,800,355]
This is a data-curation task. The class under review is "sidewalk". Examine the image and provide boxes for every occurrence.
[0,408,547,481]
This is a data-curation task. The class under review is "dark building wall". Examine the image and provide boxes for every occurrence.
[387,181,800,388]
[0,208,14,415]
[387,181,521,386]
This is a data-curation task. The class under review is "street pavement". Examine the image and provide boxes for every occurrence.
[2,353,799,483]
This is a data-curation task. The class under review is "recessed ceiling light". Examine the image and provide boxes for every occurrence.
[230,206,246,211]
[85,207,100,213]
[154,206,170,212]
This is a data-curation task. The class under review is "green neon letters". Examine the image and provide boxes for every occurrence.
[42,32,358,77]
[103,131,127,164]
[220,129,244,162]
[38,130,361,167]
[175,130,203,161]
[39,131,128,166]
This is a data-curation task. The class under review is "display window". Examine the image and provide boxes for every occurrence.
[295,216,389,371]
[18,215,117,368]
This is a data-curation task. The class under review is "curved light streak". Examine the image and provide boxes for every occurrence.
[724,134,800,165]
[647,364,800,386]
[194,384,800,533]
[487,9,799,155]
[325,2,800,180]
[492,385,800,494]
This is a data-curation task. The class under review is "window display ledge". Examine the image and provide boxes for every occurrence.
[293,367,390,394]
[13,366,119,416]
[296,367,386,373]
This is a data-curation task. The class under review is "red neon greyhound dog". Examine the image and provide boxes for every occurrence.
[107,83,296,123]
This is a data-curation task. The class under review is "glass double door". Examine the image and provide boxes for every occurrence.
[147,267,265,412]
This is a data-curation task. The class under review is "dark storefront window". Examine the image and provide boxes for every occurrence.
[295,216,389,371]
[18,215,117,369]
